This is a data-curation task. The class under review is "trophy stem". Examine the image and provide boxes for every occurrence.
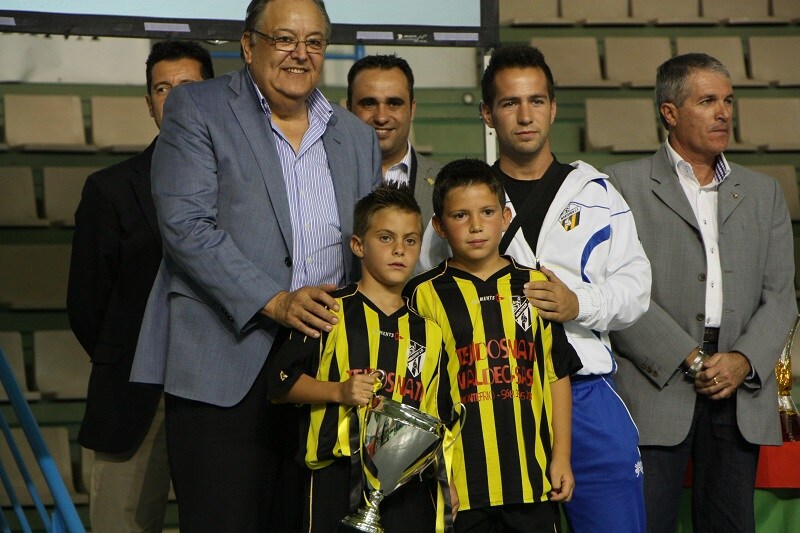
[340,491,385,533]
[779,394,800,442]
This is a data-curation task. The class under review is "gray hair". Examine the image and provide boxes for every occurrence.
[244,0,331,43]
[655,53,730,129]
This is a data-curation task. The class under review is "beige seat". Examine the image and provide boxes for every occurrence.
[631,0,709,25]
[736,98,800,151]
[0,167,48,227]
[748,36,800,87]
[0,244,71,310]
[0,426,87,506]
[675,37,768,87]
[584,98,662,153]
[0,331,41,402]
[701,0,783,24]
[42,166,100,226]
[3,94,96,153]
[532,37,620,88]
[773,0,800,21]
[604,37,673,88]
[33,330,90,400]
[500,0,571,26]
[748,165,800,221]
[91,96,158,152]
[561,0,646,24]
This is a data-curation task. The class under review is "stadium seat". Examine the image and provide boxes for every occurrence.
[3,94,96,153]
[91,96,157,152]
[33,330,89,400]
[604,37,673,87]
[675,37,768,87]
[42,166,99,226]
[0,167,48,227]
[772,0,800,21]
[701,0,783,24]
[560,0,645,25]
[631,0,709,25]
[584,98,662,153]
[748,165,800,221]
[0,244,71,310]
[736,98,800,151]
[0,331,41,402]
[500,0,571,26]
[748,36,800,87]
[0,426,87,506]
[531,37,620,88]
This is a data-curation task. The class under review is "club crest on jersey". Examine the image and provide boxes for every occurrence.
[512,296,532,331]
[559,203,581,231]
[406,340,426,377]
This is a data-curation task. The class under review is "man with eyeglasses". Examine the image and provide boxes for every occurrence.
[131,0,381,530]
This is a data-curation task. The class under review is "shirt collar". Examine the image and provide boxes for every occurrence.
[246,66,333,123]
[386,141,412,173]
[665,139,730,186]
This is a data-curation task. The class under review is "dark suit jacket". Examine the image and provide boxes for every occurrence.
[606,144,797,446]
[412,149,442,227]
[67,138,163,453]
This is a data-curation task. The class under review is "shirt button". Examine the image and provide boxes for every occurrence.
[696,313,705,322]
[284,257,292,267]
[698,274,707,282]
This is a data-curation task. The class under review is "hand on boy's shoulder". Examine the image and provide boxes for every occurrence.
[523,266,579,323]
[261,284,341,338]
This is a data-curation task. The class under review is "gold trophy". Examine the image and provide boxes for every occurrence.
[776,316,800,441]
[341,393,465,533]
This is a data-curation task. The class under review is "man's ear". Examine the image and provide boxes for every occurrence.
[660,102,678,129]
[145,94,154,117]
[351,234,364,257]
[480,101,494,129]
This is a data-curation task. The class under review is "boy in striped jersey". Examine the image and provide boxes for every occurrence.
[404,159,582,532]
[266,184,453,532]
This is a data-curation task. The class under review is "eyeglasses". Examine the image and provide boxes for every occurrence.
[251,29,328,54]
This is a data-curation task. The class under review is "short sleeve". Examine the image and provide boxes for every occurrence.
[549,321,583,379]
[264,328,322,400]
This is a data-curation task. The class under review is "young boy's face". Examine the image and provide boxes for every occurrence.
[432,183,511,270]
[351,206,422,289]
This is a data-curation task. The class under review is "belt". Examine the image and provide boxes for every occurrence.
[704,327,720,343]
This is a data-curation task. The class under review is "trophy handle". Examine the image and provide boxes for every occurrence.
[444,402,467,450]
[370,369,387,392]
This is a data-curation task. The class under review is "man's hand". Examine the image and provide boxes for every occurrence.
[261,284,339,338]
[548,456,575,502]
[695,351,751,400]
[523,266,579,323]
[449,481,460,519]
[336,374,378,406]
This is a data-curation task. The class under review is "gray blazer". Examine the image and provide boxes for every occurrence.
[131,67,381,407]
[605,144,797,446]
[412,149,442,227]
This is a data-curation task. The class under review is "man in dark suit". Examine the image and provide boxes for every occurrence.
[347,54,442,225]
[130,0,382,529]
[67,40,213,532]
[606,53,797,533]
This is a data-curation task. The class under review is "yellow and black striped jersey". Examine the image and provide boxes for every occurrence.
[404,257,582,511]
[266,283,445,470]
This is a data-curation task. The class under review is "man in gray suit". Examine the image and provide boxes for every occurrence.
[606,53,797,533]
[347,54,441,225]
[131,0,381,530]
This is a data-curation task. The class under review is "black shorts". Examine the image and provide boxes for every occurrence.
[306,457,437,533]
[454,501,558,533]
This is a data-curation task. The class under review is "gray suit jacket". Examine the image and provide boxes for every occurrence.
[605,144,797,446]
[131,67,381,407]
[412,149,441,226]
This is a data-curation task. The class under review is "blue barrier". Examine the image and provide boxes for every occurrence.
[0,347,85,532]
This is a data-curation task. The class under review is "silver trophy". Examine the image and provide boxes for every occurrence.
[341,392,464,533]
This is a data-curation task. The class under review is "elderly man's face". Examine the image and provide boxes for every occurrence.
[662,70,733,163]
[241,0,326,107]
[349,67,416,168]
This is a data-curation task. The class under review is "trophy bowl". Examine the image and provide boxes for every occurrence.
[341,395,462,533]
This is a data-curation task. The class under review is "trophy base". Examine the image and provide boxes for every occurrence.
[340,506,384,533]
[780,410,800,442]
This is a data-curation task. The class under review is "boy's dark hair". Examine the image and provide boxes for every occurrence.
[432,159,505,219]
[146,40,215,94]
[346,54,415,108]
[353,183,422,238]
[481,44,555,107]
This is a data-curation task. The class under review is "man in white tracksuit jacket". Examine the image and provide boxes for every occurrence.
[419,44,652,532]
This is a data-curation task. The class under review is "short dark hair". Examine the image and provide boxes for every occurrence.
[346,54,415,109]
[481,44,555,107]
[432,159,505,219]
[146,40,214,94]
[353,183,422,238]
[655,53,730,129]
[244,0,331,40]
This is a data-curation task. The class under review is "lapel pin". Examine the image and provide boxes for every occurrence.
[426,175,435,186]
[733,193,739,199]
